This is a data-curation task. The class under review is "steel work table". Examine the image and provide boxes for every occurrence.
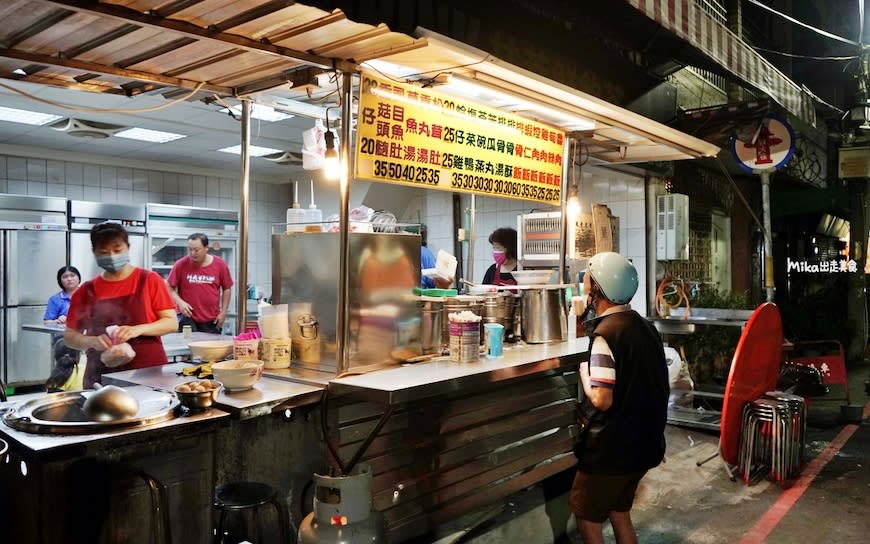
[103,363,324,419]
[22,323,227,360]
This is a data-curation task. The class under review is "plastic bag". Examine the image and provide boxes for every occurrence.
[301,120,326,170]
[100,343,136,368]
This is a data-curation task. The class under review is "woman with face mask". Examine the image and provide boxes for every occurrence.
[482,227,518,286]
[64,223,178,388]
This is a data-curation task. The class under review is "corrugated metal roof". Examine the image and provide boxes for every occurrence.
[0,0,719,165]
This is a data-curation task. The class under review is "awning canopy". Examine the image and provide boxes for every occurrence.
[1,0,719,165]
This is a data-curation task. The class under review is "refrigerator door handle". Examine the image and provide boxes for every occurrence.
[6,231,18,306]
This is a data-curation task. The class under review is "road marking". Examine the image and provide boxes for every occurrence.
[738,400,870,543]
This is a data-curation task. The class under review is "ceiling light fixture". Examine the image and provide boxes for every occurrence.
[219,104,294,122]
[218,144,284,157]
[0,106,62,126]
[115,127,186,143]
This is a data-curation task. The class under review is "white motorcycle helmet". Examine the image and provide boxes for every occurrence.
[587,252,638,304]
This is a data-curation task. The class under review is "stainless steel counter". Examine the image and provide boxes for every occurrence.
[0,389,229,455]
[103,363,324,419]
[329,337,589,404]
[22,323,227,358]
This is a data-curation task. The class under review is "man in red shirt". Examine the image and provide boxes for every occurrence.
[168,233,234,334]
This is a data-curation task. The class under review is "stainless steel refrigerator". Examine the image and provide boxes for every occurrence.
[0,195,69,387]
[146,203,239,333]
[69,200,147,283]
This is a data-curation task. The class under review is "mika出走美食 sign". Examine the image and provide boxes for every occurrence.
[354,72,565,204]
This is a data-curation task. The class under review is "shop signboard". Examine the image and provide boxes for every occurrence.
[730,114,795,172]
[355,72,564,204]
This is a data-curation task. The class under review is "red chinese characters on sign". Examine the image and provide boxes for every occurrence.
[355,73,565,204]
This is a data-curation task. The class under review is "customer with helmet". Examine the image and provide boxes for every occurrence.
[570,251,669,544]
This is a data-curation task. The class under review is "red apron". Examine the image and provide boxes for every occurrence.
[82,269,167,388]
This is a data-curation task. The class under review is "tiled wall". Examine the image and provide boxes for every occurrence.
[0,153,290,298]
[0,152,650,316]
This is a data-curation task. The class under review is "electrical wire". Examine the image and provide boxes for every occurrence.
[0,80,206,114]
[359,56,494,85]
[751,47,857,61]
[744,0,860,46]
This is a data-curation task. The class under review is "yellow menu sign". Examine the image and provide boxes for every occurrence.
[355,72,565,204]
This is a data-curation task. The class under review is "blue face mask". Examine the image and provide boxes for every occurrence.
[96,251,129,272]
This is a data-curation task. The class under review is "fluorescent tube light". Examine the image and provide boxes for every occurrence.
[115,127,186,143]
[0,106,63,126]
[220,104,294,122]
[217,144,283,157]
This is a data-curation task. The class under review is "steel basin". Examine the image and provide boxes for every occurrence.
[2,386,179,435]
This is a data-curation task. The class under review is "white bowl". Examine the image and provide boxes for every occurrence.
[188,340,233,362]
[211,360,264,392]
[511,269,556,285]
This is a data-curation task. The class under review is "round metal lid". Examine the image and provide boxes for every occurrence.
[2,386,180,435]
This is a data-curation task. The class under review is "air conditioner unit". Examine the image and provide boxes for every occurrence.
[656,193,689,260]
[49,118,126,139]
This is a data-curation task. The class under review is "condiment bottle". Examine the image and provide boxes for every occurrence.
[305,179,322,232]
[286,181,306,233]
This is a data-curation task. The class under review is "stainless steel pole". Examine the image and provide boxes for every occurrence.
[468,195,476,283]
[559,138,571,284]
[336,72,353,374]
[237,99,251,333]
[760,170,774,301]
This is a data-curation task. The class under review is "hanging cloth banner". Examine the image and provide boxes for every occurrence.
[354,71,565,204]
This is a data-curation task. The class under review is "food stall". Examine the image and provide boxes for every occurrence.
[0,2,719,542]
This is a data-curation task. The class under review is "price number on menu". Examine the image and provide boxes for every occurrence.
[450,172,560,202]
[373,160,441,185]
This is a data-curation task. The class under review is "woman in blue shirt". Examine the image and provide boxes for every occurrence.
[43,266,81,324]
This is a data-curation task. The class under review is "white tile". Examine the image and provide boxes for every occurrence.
[7,157,26,180]
[7,180,25,194]
[0,156,6,178]
[47,160,63,183]
[193,194,207,207]
[626,227,646,257]
[47,183,65,197]
[219,197,234,209]
[148,171,163,193]
[100,188,117,202]
[65,185,83,199]
[626,200,645,229]
[0,180,6,193]
[83,186,101,201]
[27,158,46,182]
[178,174,193,195]
[192,176,206,195]
[178,194,193,205]
[27,181,46,195]
[220,178,233,198]
[65,162,84,185]
[116,167,132,190]
[133,189,148,202]
[163,193,180,205]
[207,196,220,208]
[100,165,117,187]
[609,177,628,202]
[132,169,148,190]
[206,177,221,197]
[148,191,162,202]
[163,172,179,193]
[117,189,132,203]
[83,164,100,186]
[608,201,627,222]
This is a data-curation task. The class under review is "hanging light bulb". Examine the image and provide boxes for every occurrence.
[566,185,581,218]
[323,129,339,180]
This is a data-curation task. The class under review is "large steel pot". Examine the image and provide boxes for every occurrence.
[420,298,444,354]
[520,287,567,343]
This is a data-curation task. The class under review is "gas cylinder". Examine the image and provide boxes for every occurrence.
[298,463,387,543]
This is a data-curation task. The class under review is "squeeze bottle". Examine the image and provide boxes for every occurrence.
[305,179,322,232]
[286,181,306,232]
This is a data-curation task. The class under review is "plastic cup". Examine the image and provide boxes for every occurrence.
[484,323,504,358]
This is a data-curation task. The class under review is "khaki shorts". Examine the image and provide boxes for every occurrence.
[569,469,646,523]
